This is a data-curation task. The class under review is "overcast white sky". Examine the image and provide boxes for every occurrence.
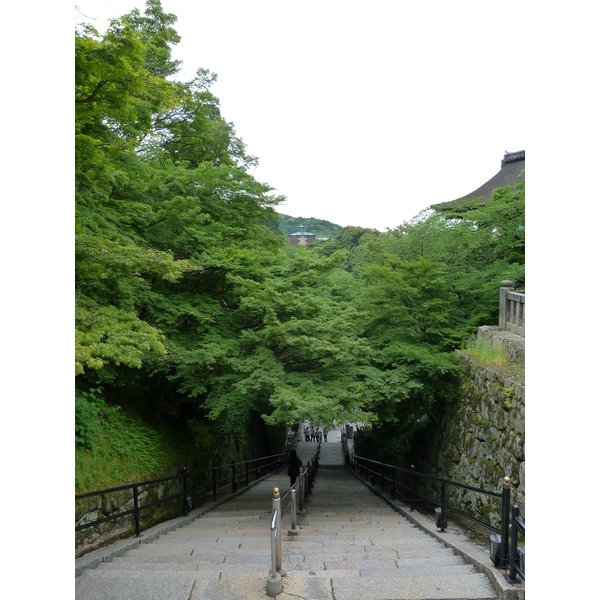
[74,0,529,231]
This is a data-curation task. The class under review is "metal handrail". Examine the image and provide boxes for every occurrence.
[76,452,287,539]
[270,505,279,579]
[267,445,319,595]
[352,454,514,570]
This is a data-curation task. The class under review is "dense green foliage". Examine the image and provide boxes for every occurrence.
[75,403,199,493]
[75,1,524,482]
[278,215,343,238]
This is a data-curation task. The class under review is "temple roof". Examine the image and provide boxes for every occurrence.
[432,150,525,213]
[289,225,315,236]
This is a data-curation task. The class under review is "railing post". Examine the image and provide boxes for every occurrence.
[509,503,521,583]
[182,467,189,515]
[499,280,514,329]
[498,476,511,569]
[380,463,384,489]
[246,461,249,487]
[267,487,283,596]
[274,488,286,576]
[132,486,141,537]
[212,468,217,501]
[298,468,305,513]
[305,461,311,498]
[231,460,237,493]
[288,487,300,535]
[410,465,415,511]
[391,468,397,499]
[437,482,447,532]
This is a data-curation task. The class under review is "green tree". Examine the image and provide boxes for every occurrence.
[75,1,524,469]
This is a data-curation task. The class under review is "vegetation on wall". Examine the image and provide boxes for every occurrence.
[75,1,525,490]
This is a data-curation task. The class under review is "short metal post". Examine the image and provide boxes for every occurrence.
[246,461,249,487]
[391,469,397,499]
[132,486,141,537]
[288,488,300,535]
[231,460,237,493]
[212,468,217,501]
[498,476,511,569]
[267,487,283,596]
[508,504,521,583]
[274,488,286,575]
[380,463,384,489]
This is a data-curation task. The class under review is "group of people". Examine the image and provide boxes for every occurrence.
[303,425,328,443]
[287,422,333,487]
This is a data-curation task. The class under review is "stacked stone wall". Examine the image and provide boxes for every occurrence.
[417,350,525,530]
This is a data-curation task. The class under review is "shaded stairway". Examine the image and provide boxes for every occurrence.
[75,437,498,599]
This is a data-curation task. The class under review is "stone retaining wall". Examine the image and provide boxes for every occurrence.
[417,344,525,529]
[76,466,193,558]
[76,424,287,557]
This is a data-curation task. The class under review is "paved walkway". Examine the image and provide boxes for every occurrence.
[295,424,345,466]
[75,432,507,599]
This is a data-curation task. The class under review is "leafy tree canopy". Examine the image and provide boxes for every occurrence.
[75,1,524,459]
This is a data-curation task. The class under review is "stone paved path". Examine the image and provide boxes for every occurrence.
[75,431,498,599]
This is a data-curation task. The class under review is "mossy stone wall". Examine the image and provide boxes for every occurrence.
[417,350,525,529]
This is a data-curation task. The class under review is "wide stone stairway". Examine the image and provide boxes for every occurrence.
[75,428,498,599]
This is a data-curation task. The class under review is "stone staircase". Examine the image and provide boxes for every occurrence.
[75,430,500,599]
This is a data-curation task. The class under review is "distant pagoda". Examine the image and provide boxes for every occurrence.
[432,150,525,214]
[288,225,316,245]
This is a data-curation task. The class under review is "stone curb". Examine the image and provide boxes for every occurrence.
[348,468,525,600]
[75,468,284,577]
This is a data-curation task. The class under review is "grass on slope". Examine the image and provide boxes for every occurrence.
[75,408,196,495]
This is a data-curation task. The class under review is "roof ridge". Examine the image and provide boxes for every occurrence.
[501,150,525,167]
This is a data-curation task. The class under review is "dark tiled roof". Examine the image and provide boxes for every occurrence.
[432,150,525,213]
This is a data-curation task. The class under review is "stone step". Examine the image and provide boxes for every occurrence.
[75,569,206,600]
[330,572,497,600]
[96,562,202,571]
[110,553,226,565]
[76,464,501,600]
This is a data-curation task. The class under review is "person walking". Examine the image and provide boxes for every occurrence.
[287,449,302,488]
[324,427,328,442]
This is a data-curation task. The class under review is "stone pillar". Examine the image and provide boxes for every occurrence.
[499,281,515,329]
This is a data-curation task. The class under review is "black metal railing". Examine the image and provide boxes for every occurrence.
[508,503,525,582]
[351,454,517,572]
[76,452,287,540]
